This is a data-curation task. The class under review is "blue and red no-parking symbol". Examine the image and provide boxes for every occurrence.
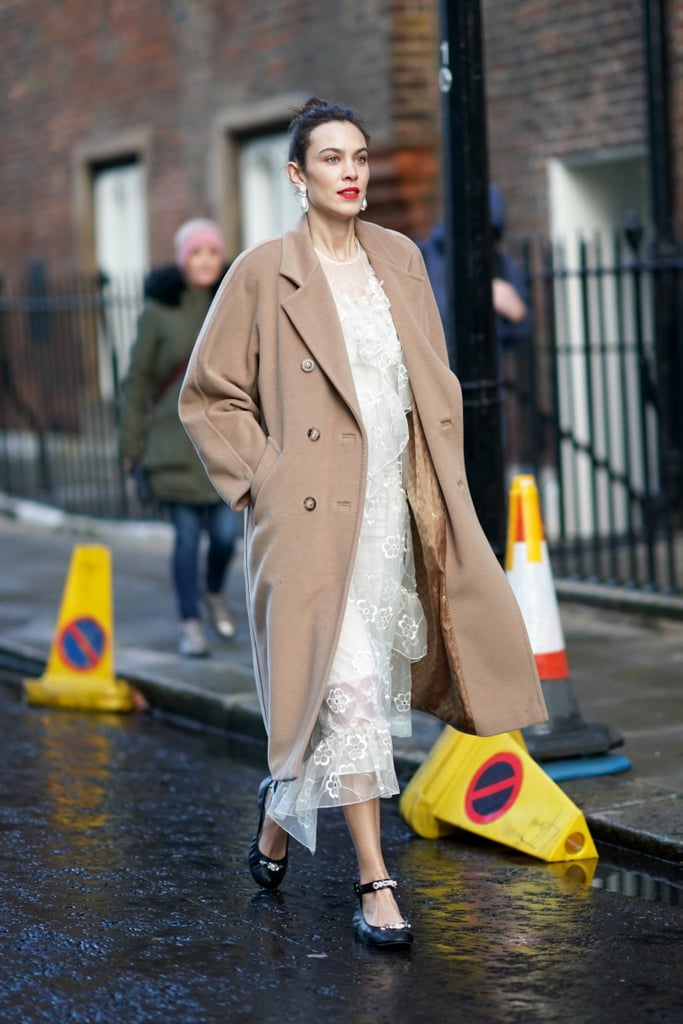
[57,616,108,672]
[464,752,524,824]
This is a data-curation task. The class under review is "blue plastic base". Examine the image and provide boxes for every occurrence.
[541,753,633,782]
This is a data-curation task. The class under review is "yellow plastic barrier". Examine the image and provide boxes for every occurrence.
[399,726,598,862]
[23,544,135,712]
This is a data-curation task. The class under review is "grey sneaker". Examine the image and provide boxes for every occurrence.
[205,593,236,639]
[178,618,209,657]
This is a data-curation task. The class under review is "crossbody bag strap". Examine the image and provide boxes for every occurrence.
[155,355,190,404]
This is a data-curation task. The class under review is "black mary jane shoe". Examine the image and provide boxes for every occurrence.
[352,878,413,948]
[248,776,289,890]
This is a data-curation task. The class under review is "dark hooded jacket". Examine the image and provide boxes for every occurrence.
[419,185,532,355]
[119,264,228,503]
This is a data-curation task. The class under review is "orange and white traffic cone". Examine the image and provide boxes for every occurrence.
[505,475,623,761]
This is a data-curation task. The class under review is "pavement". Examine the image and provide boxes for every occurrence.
[1,494,681,866]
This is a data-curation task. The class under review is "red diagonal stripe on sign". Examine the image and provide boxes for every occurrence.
[473,776,515,800]
[69,623,99,666]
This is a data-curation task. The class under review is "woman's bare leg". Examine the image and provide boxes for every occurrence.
[258,795,289,861]
[343,797,406,928]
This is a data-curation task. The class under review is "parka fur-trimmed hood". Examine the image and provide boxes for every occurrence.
[143,263,230,308]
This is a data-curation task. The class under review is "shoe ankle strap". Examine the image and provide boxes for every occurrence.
[354,878,398,896]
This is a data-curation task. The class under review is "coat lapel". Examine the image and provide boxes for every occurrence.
[278,216,442,424]
[280,217,361,420]
[355,219,444,394]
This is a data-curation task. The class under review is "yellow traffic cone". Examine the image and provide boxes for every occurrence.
[399,727,598,862]
[23,544,136,712]
[506,474,623,761]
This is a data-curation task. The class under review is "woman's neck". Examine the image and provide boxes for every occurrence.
[308,217,358,263]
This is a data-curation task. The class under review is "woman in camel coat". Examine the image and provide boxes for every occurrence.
[179,98,546,948]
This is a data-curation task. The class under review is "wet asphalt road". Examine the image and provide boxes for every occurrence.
[0,682,681,1024]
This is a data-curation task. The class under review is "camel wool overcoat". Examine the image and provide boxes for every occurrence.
[179,216,547,779]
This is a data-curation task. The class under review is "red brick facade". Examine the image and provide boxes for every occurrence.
[483,0,648,239]
[0,0,679,282]
[0,0,442,282]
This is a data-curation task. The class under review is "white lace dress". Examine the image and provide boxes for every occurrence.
[268,242,427,853]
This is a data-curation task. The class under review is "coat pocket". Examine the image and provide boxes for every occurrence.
[250,436,281,514]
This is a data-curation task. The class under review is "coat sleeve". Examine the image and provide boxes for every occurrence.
[119,304,160,463]
[178,255,268,511]
[408,243,452,369]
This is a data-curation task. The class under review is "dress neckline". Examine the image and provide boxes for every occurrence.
[314,239,362,266]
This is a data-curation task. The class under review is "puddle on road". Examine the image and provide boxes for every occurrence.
[529,853,681,906]
[591,863,681,905]
[590,846,681,906]
[2,675,680,910]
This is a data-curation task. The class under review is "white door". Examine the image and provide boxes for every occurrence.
[239,131,300,249]
[546,154,652,540]
[93,163,149,395]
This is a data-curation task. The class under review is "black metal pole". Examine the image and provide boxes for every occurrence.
[643,0,673,243]
[642,0,682,521]
[438,0,505,557]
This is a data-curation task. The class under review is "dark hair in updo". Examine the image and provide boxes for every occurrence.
[288,97,370,168]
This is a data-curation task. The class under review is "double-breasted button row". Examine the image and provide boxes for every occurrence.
[302,403,320,505]
[301,358,316,373]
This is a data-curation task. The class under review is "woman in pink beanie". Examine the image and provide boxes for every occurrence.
[174,219,226,279]
[120,217,240,657]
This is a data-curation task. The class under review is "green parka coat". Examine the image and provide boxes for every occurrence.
[119,266,226,504]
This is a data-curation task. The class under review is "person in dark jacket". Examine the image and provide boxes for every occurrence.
[418,183,532,353]
[120,218,240,657]
[488,183,533,351]
[419,186,534,471]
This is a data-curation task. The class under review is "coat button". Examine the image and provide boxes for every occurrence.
[301,358,315,372]
[307,427,321,441]
[303,496,317,511]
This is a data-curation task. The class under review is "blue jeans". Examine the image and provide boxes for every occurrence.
[167,502,240,621]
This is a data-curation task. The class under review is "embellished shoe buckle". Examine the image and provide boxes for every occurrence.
[259,859,284,872]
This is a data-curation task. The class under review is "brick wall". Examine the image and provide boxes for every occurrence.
[386,0,442,238]
[482,0,647,239]
[1,0,678,281]
[1,0,427,280]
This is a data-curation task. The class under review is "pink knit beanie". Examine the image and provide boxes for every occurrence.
[174,218,225,270]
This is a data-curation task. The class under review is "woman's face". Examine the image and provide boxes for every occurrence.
[184,245,223,289]
[291,119,369,221]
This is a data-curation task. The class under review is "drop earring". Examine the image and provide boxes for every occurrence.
[360,195,368,212]
[298,190,309,213]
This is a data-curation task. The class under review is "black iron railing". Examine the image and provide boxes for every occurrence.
[1,236,682,596]
[504,224,682,595]
[0,273,150,519]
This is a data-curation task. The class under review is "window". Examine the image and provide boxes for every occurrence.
[239,131,300,248]
[93,161,149,284]
[92,160,149,394]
